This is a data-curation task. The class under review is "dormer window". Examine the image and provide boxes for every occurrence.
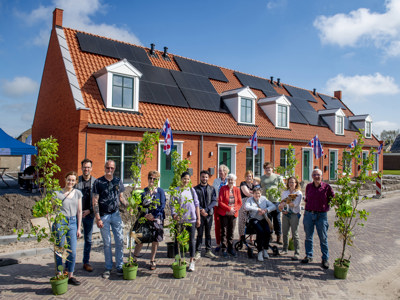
[240,98,253,123]
[277,104,288,128]
[348,114,373,138]
[94,59,142,112]
[221,87,257,125]
[258,95,291,129]
[365,121,372,138]
[336,115,344,135]
[318,108,346,135]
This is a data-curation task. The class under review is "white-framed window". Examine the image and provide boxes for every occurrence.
[279,148,295,176]
[365,121,372,138]
[342,151,352,175]
[240,98,253,123]
[106,141,138,184]
[112,75,134,109]
[372,153,379,172]
[336,115,344,135]
[95,59,142,112]
[277,104,288,128]
[246,147,264,177]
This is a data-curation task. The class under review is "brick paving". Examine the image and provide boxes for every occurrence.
[1,194,400,299]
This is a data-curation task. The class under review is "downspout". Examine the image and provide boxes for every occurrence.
[272,140,275,166]
[85,126,88,159]
[200,135,203,171]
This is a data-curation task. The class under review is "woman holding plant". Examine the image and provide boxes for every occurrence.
[133,170,166,270]
[171,172,200,272]
[53,171,82,286]
[278,176,302,260]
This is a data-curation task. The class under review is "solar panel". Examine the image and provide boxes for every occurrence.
[319,94,347,110]
[130,62,176,86]
[288,96,328,127]
[174,56,228,82]
[171,70,217,93]
[284,85,317,103]
[76,32,151,65]
[234,72,279,97]
[139,81,188,108]
[289,105,308,124]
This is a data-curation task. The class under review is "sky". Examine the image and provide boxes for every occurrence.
[0,0,399,138]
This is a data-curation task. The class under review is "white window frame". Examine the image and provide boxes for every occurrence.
[279,147,295,177]
[372,152,379,173]
[246,147,264,177]
[240,97,254,124]
[277,104,289,128]
[335,115,344,135]
[105,140,139,184]
[365,121,372,138]
[342,151,353,175]
[302,147,313,182]
[217,143,237,174]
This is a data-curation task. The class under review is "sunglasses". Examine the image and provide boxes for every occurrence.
[148,177,158,181]
[105,167,115,170]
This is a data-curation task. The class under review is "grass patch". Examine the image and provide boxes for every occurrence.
[383,170,400,175]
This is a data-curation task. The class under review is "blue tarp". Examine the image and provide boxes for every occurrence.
[0,128,37,155]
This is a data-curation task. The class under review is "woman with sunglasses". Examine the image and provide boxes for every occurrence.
[133,170,166,270]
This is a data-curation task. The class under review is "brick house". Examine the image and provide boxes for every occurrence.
[32,8,382,189]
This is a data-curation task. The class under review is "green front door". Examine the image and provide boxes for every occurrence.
[160,145,177,190]
[303,150,311,181]
[329,151,337,180]
[219,147,232,171]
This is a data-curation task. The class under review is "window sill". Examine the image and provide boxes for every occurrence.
[103,108,142,115]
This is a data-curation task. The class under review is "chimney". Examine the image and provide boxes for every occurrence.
[334,90,342,100]
[270,76,274,85]
[163,47,168,58]
[277,78,281,86]
[150,43,155,55]
[313,88,316,95]
[52,8,63,29]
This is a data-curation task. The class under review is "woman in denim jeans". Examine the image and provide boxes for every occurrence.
[53,171,82,286]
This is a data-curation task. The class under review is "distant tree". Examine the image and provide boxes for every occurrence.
[380,129,399,145]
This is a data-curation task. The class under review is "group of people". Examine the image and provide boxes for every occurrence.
[52,158,334,285]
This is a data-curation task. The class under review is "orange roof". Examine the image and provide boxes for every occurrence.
[63,28,379,147]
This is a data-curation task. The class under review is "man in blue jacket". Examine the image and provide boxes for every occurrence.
[194,170,217,259]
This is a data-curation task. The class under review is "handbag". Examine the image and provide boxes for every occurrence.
[133,220,154,244]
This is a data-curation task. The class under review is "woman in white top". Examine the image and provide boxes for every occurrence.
[278,176,302,260]
[245,187,276,262]
[53,171,82,286]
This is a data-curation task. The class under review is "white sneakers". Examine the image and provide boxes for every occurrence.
[263,250,269,259]
[188,261,195,272]
[194,252,201,260]
[258,252,264,262]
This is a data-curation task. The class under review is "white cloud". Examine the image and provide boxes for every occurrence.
[314,0,400,57]
[266,0,287,10]
[373,120,400,135]
[19,0,141,46]
[1,77,38,98]
[325,73,400,101]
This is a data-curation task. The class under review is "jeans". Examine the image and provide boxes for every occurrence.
[249,218,270,252]
[303,211,329,260]
[100,211,124,270]
[282,213,300,255]
[82,214,94,264]
[54,216,77,273]
[268,203,282,235]
[174,224,196,258]
[220,215,237,250]
[196,215,213,251]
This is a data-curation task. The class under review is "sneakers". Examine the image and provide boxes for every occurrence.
[68,277,81,286]
[263,250,269,259]
[214,246,221,253]
[116,268,123,276]
[228,249,237,258]
[222,250,228,258]
[83,263,93,272]
[321,260,329,269]
[188,261,195,272]
[292,254,299,261]
[205,250,216,258]
[194,251,201,260]
[280,250,288,256]
[102,270,111,279]
[258,252,264,262]
[301,256,313,264]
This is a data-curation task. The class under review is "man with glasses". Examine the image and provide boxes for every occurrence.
[260,162,284,244]
[301,168,334,269]
[93,160,127,279]
[76,158,96,272]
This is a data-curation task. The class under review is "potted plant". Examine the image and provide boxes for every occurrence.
[15,137,69,295]
[331,132,379,279]
[167,151,192,279]
[123,132,159,280]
